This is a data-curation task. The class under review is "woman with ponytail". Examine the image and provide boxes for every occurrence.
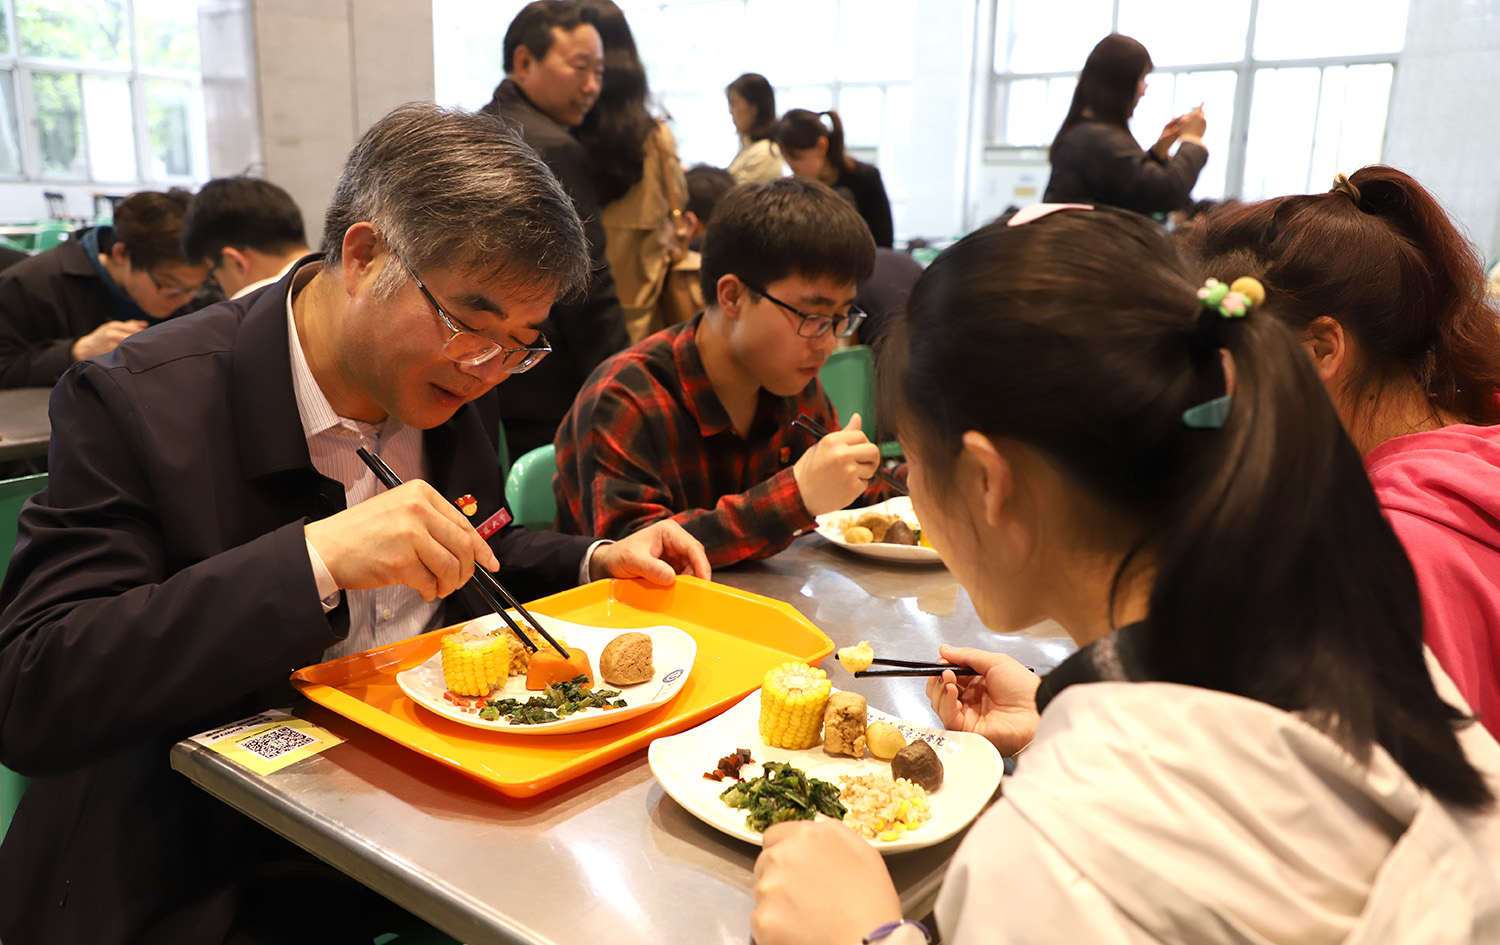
[773,108,893,247]
[750,205,1500,945]
[1193,166,1500,740]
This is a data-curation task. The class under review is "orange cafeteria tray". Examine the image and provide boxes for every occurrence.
[290,575,833,798]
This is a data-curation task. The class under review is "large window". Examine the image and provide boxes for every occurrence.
[989,0,1410,200]
[0,0,204,185]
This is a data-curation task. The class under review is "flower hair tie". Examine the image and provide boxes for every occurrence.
[1182,276,1265,429]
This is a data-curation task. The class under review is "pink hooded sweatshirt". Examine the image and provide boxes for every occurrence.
[1366,423,1500,739]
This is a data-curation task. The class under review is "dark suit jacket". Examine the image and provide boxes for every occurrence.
[0,229,121,389]
[0,262,593,945]
[482,78,629,454]
[1043,119,1208,216]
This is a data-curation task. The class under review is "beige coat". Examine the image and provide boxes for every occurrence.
[933,653,1500,944]
[600,121,688,344]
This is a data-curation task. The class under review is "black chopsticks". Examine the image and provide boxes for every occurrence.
[854,658,979,678]
[354,447,569,658]
[791,414,907,495]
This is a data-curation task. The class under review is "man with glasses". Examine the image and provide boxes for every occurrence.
[0,103,708,945]
[180,176,314,299]
[554,178,887,568]
[482,0,630,457]
[0,188,207,388]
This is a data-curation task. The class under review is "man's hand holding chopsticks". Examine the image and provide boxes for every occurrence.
[304,480,499,602]
[791,413,880,516]
[589,520,711,585]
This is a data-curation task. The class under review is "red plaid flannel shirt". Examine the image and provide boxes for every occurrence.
[554,316,875,567]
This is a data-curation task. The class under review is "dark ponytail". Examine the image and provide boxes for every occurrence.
[883,207,1491,809]
[774,108,853,173]
[573,0,653,206]
[1192,165,1500,425]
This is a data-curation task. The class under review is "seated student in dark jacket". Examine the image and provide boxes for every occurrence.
[0,102,707,945]
[0,188,206,389]
[180,175,313,299]
[554,178,894,569]
[1043,33,1208,216]
[481,0,630,456]
[775,108,894,248]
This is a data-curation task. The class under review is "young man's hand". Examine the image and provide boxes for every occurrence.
[793,414,880,516]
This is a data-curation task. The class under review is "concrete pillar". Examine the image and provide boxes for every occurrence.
[197,0,435,248]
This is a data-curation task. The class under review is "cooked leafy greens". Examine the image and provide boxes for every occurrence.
[478,674,626,724]
[719,761,847,831]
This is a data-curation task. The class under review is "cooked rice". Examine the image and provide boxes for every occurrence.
[839,772,932,841]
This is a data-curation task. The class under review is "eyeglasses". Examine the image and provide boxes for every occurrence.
[389,249,552,373]
[739,278,866,339]
[145,268,201,300]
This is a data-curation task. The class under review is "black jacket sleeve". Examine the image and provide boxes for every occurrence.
[0,267,82,388]
[1045,123,1208,215]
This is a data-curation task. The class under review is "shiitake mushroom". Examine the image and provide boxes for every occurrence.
[891,738,944,791]
[881,520,917,545]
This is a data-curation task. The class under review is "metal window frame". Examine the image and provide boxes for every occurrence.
[0,0,204,187]
[984,0,1402,198]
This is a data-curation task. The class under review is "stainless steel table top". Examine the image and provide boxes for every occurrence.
[170,535,1076,945]
[0,387,50,462]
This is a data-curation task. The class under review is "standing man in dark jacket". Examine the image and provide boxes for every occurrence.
[482,0,630,456]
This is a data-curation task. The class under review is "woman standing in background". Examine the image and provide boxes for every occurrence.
[726,73,785,184]
[575,0,690,343]
[1044,33,1207,216]
[775,108,893,247]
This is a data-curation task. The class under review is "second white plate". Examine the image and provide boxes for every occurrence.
[815,496,942,564]
[649,687,1001,854]
[397,613,696,735]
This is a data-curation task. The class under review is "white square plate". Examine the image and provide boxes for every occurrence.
[649,687,1001,853]
[396,613,695,735]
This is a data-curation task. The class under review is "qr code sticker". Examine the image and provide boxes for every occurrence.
[239,725,315,760]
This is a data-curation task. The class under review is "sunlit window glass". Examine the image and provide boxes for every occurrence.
[0,72,20,177]
[83,75,136,181]
[33,71,86,177]
[745,0,836,87]
[1254,0,1409,59]
[1117,0,1250,66]
[134,0,202,71]
[1242,67,1321,199]
[775,84,834,116]
[1004,76,1075,147]
[838,86,885,149]
[145,79,195,177]
[997,0,1113,74]
[18,0,129,67]
[836,0,916,84]
[1307,64,1392,192]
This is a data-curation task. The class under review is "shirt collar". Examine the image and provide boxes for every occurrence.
[285,263,399,442]
[672,314,808,440]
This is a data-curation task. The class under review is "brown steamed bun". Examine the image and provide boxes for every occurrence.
[599,631,655,686]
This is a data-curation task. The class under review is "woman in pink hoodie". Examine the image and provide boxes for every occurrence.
[1193,166,1500,738]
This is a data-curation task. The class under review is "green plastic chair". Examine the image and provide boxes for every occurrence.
[32,221,71,252]
[503,445,557,531]
[818,346,901,459]
[0,473,46,844]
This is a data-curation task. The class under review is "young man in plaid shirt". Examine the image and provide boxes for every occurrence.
[553,178,884,567]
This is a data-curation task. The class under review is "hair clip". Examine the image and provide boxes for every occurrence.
[1006,203,1093,227]
[1182,394,1232,429]
[1196,276,1264,319]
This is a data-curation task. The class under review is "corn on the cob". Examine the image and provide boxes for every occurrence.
[759,662,831,749]
[500,630,567,676]
[441,631,511,696]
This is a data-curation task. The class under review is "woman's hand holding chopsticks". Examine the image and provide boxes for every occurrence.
[304,479,499,602]
[924,645,1041,757]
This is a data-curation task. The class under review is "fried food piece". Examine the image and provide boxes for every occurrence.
[865,721,906,760]
[599,631,654,686]
[837,641,875,673]
[822,691,868,758]
[842,525,874,545]
[855,512,896,542]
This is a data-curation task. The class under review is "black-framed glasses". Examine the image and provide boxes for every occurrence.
[145,267,202,300]
[389,249,551,373]
[739,278,866,339]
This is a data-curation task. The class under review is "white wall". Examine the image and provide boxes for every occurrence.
[1383,0,1500,261]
